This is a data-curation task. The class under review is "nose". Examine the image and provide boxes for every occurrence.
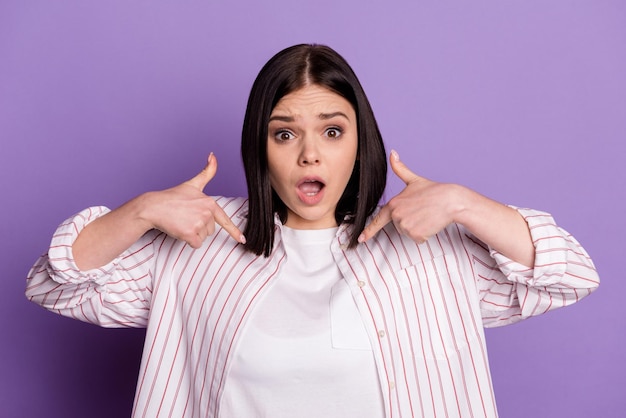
[298,136,320,166]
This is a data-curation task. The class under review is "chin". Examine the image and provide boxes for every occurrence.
[286,208,337,229]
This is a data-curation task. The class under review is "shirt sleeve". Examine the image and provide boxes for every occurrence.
[26,206,161,328]
[473,207,599,327]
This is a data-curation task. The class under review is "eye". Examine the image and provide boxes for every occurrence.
[325,127,343,139]
[274,130,295,142]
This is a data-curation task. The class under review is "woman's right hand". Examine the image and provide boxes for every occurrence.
[141,153,246,248]
[73,153,245,270]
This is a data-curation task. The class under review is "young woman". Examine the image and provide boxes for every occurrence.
[27,44,599,418]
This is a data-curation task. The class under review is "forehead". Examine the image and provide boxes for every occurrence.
[271,84,354,117]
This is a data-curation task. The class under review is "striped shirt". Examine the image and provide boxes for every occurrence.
[26,197,599,417]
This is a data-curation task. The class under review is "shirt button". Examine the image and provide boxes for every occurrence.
[378,330,386,338]
[389,381,396,390]
[357,280,366,288]
[339,243,349,251]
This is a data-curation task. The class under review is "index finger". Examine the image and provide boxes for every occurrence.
[358,204,392,243]
[211,203,246,244]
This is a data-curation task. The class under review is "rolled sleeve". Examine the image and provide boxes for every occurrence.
[26,206,158,328]
[482,207,599,326]
[46,206,120,286]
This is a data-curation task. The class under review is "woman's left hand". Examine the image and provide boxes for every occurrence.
[359,150,465,244]
[359,150,535,267]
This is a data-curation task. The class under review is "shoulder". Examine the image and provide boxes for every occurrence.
[364,220,477,265]
[212,196,249,217]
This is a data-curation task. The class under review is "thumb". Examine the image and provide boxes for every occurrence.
[390,150,419,185]
[186,153,217,191]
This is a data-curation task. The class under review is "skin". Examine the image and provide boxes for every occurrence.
[72,153,244,270]
[72,84,535,270]
[267,84,358,229]
[359,150,536,267]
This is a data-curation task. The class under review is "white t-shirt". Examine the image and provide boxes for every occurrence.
[220,226,384,417]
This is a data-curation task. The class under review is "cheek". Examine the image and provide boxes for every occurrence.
[267,165,279,188]
[266,148,279,178]
[336,144,358,176]
[267,159,288,191]
[342,161,357,184]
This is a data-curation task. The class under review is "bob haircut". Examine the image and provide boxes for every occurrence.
[241,44,387,257]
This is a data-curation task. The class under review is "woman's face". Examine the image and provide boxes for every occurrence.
[267,84,358,229]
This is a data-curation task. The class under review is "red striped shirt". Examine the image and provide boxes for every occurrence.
[26,197,599,417]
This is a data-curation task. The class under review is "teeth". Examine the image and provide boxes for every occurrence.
[299,180,323,197]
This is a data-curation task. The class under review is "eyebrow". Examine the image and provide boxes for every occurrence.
[268,115,294,123]
[319,111,350,121]
[268,111,351,123]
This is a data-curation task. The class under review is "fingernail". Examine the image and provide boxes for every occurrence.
[240,234,247,244]
[209,152,214,163]
[358,233,365,243]
[391,149,399,161]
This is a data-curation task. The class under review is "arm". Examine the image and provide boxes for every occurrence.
[450,185,535,267]
[465,207,599,326]
[26,154,246,327]
[26,206,161,327]
[359,150,535,266]
[359,150,599,325]
[74,153,245,270]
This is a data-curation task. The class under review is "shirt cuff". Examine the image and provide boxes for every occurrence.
[489,207,569,287]
[47,206,119,285]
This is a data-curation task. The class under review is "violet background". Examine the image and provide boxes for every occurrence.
[1,1,624,417]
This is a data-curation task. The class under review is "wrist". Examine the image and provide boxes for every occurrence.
[448,184,475,226]
[126,192,158,233]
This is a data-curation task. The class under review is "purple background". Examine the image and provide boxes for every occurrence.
[1,1,624,417]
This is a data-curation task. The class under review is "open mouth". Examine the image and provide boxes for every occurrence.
[298,179,325,196]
